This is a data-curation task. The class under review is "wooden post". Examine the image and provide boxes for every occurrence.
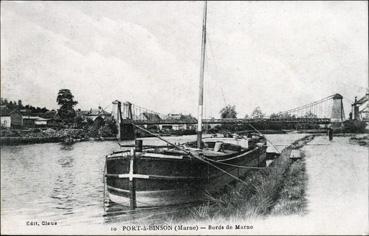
[129,148,136,210]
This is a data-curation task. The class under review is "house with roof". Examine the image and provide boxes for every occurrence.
[0,107,61,129]
[140,112,162,130]
[161,113,197,131]
[10,112,52,128]
[79,107,111,121]
[21,115,51,128]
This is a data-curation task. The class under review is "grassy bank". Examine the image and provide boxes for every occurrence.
[271,157,308,216]
[145,135,313,224]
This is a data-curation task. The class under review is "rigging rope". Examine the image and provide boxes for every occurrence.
[247,123,280,153]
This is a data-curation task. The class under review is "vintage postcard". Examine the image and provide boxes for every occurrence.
[1,1,368,235]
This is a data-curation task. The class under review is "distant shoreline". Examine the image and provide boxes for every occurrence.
[0,136,62,145]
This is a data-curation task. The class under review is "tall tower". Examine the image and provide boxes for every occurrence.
[331,93,345,122]
[112,100,135,141]
[121,102,135,141]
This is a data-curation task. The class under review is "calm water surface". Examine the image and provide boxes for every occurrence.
[1,133,307,228]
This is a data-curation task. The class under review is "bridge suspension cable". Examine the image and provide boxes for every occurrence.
[281,94,337,118]
[120,102,167,121]
[283,94,334,114]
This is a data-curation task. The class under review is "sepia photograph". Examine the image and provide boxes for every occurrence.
[1,1,368,235]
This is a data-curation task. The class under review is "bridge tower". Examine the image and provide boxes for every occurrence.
[331,93,345,123]
[112,100,122,140]
[112,100,135,141]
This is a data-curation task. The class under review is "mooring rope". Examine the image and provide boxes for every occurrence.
[247,123,281,153]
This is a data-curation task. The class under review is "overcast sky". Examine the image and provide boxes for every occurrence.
[1,1,368,118]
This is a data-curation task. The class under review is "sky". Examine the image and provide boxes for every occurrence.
[1,1,368,118]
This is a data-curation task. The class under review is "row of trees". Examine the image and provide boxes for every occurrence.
[0,98,49,113]
[220,105,266,119]
[1,90,79,125]
[1,89,80,124]
[219,104,317,119]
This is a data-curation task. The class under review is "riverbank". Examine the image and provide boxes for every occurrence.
[0,128,195,145]
[0,128,88,145]
[0,127,285,146]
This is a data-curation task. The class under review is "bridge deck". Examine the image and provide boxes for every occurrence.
[127,118,331,125]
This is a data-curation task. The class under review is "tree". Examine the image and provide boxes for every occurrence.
[99,118,118,137]
[303,111,317,118]
[220,105,237,119]
[18,100,23,108]
[57,89,78,123]
[251,106,265,119]
[270,112,295,119]
[8,101,16,110]
[1,98,8,105]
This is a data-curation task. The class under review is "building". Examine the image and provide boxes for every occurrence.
[9,110,23,128]
[0,106,11,128]
[21,115,51,128]
[161,113,197,130]
[141,112,162,130]
[7,109,59,129]
[80,107,111,121]
[0,105,62,129]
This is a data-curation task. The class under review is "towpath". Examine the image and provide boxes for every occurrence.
[251,135,368,235]
[302,135,368,234]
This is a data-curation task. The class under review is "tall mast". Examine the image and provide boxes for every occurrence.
[197,1,207,149]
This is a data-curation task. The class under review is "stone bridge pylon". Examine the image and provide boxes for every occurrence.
[112,100,135,141]
[331,93,345,123]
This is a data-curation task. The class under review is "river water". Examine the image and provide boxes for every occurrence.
[1,133,308,234]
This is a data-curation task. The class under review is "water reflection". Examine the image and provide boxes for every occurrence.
[102,201,191,225]
[51,152,76,216]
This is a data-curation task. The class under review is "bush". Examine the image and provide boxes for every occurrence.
[99,124,116,137]
[343,120,366,133]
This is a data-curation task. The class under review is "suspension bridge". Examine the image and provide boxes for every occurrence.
[101,93,360,140]
[110,93,346,125]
